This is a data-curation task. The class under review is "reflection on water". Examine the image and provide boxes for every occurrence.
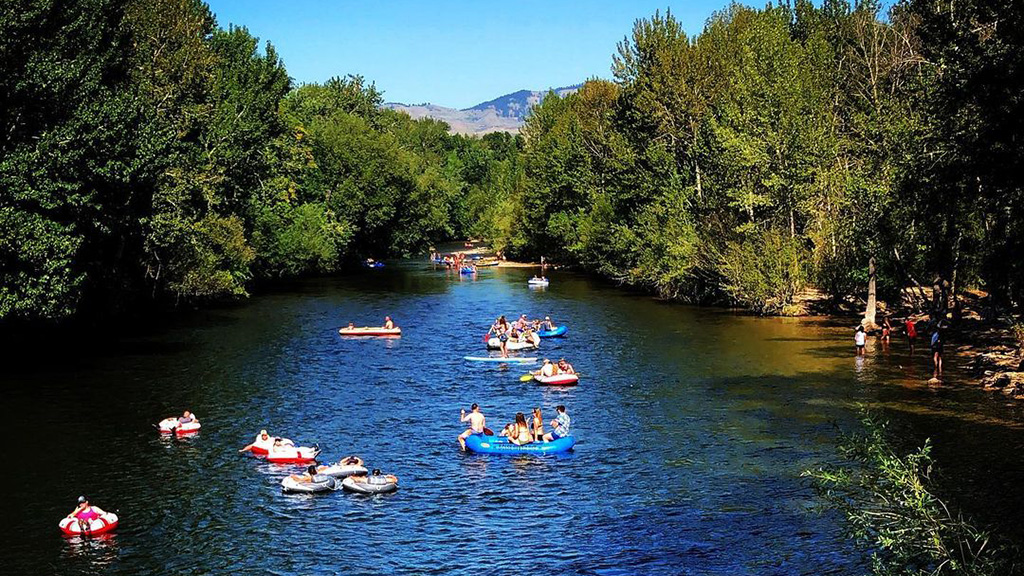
[4,263,1024,575]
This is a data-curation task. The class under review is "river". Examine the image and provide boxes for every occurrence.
[5,261,1024,575]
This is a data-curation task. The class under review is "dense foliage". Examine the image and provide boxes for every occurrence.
[3,0,1024,321]
[486,0,1024,314]
[0,0,506,320]
[804,414,1012,576]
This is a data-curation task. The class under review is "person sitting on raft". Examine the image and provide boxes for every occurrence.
[268,437,293,455]
[316,455,364,474]
[239,429,271,452]
[532,407,545,442]
[557,358,575,374]
[533,359,559,378]
[508,412,534,446]
[384,316,395,330]
[540,316,555,331]
[458,403,486,451]
[178,410,197,424]
[289,464,320,483]
[543,405,571,442]
[350,469,399,486]
[67,496,107,531]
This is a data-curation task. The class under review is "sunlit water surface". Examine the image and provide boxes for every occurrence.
[5,262,1024,575]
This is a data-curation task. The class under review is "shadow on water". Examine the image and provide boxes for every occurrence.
[3,266,1024,574]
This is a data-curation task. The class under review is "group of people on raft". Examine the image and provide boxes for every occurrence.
[344,316,397,331]
[237,430,394,489]
[487,313,556,357]
[533,358,575,378]
[457,403,571,450]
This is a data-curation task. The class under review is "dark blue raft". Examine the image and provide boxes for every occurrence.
[537,325,568,338]
[464,434,575,454]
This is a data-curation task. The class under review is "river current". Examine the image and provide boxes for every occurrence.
[5,261,1024,575]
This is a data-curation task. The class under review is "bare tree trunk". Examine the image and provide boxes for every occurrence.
[864,255,877,327]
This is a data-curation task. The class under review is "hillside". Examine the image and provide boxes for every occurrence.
[385,83,582,135]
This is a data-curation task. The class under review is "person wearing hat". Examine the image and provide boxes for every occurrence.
[66,496,107,531]
[533,359,557,378]
[239,429,291,453]
[540,316,555,332]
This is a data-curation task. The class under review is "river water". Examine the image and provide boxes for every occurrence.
[5,262,1024,575]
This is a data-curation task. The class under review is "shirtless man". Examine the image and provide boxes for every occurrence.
[458,403,486,451]
[384,316,395,329]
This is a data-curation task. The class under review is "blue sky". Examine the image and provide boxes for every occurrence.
[205,1,721,109]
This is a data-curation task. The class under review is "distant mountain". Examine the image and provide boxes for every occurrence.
[384,83,582,136]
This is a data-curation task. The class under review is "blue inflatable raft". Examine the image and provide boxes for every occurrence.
[537,326,568,338]
[464,434,575,454]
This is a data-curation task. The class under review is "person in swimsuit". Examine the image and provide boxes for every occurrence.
[458,404,486,451]
[881,317,892,346]
[67,496,107,531]
[177,410,197,424]
[541,316,555,332]
[491,316,511,358]
[931,326,944,379]
[384,316,395,330]
[543,406,571,442]
[531,407,545,441]
[855,326,867,355]
[509,412,533,445]
[557,358,575,374]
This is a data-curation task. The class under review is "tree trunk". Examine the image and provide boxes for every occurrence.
[864,255,877,327]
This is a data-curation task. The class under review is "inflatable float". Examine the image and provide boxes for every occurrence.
[537,326,568,338]
[486,333,540,350]
[59,512,119,537]
[339,326,402,337]
[460,267,476,274]
[265,445,320,464]
[363,261,385,268]
[244,435,293,456]
[342,474,399,494]
[464,356,538,363]
[528,278,549,287]
[281,474,339,494]
[464,434,575,454]
[535,373,579,386]
[157,418,201,435]
[317,457,367,478]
